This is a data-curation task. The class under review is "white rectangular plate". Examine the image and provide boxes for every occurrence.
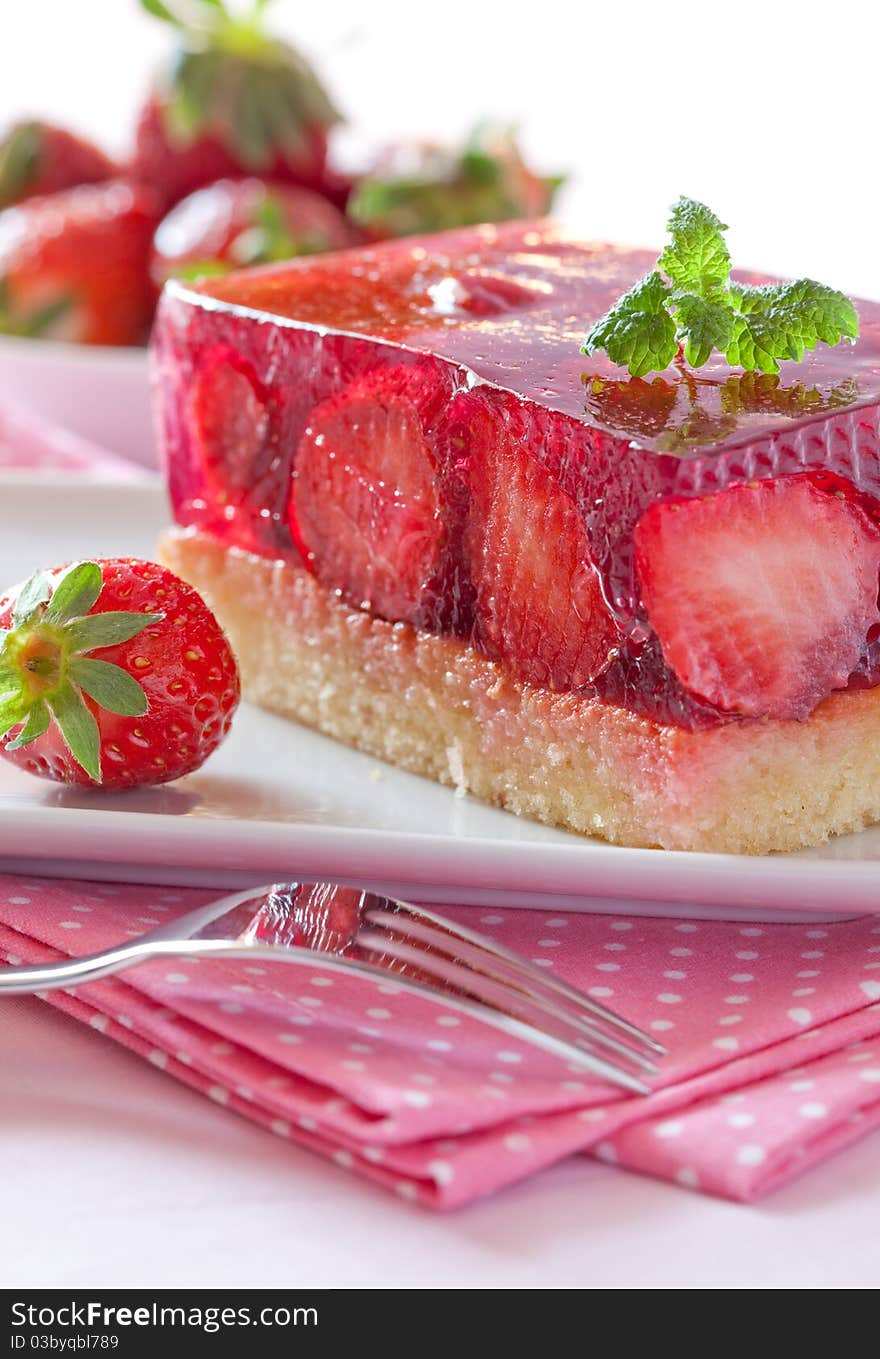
[1,477,879,918]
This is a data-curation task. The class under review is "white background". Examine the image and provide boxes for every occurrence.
[1,0,878,298]
[3,0,880,1290]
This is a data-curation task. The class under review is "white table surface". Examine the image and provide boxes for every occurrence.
[3,994,880,1290]
[4,0,880,1290]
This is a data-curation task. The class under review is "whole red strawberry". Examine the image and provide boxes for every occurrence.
[0,180,160,345]
[132,0,342,210]
[0,558,240,788]
[347,126,564,240]
[0,120,116,210]
[151,177,358,285]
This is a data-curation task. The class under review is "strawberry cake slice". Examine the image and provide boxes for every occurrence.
[152,221,880,853]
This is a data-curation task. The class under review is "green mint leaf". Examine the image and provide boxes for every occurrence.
[12,571,51,628]
[658,197,731,296]
[581,196,859,377]
[0,688,28,741]
[731,277,859,343]
[65,611,162,655]
[788,280,859,344]
[5,700,50,752]
[674,293,737,368]
[724,309,790,374]
[48,680,101,783]
[68,658,149,718]
[582,272,678,379]
[43,561,103,627]
[725,280,860,374]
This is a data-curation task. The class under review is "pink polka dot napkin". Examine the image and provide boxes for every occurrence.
[2,873,880,1209]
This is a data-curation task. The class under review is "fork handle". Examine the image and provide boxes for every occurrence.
[0,937,652,1092]
[0,939,231,996]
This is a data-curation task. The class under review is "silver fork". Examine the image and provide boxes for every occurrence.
[0,881,663,1094]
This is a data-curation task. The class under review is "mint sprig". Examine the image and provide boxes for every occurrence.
[582,197,859,377]
[0,562,161,783]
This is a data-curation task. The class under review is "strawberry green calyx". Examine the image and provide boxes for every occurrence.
[0,562,161,782]
[167,197,330,282]
[349,126,564,239]
[0,279,76,340]
[231,195,323,266]
[0,122,40,208]
[140,0,340,168]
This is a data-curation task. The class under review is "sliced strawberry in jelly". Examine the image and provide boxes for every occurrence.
[184,348,292,557]
[290,367,453,627]
[635,477,880,719]
[463,408,620,690]
[190,353,269,492]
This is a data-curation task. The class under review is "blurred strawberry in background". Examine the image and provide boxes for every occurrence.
[131,0,344,209]
[0,121,116,209]
[0,0,563,348]
[348,125,563,239]
[151,176,358,284]
[0,181,159,345]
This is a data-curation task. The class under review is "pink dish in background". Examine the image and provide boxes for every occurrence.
[0,396,150,477]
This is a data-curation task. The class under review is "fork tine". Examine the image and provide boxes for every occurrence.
[380,901,665,1054]
[355,927,653,1094]
[362,906,661,1069]
[359,913,658,1074]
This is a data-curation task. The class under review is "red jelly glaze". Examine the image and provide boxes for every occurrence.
[152,221,880,730]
